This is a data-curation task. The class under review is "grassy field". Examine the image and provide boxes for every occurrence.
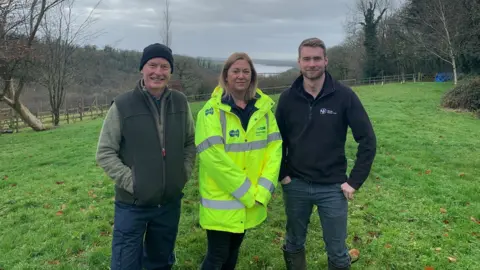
[1,82,479,270]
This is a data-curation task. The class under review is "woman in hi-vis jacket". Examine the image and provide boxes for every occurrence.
[195,52,283,269]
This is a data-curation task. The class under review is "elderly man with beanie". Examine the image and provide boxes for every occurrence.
[96,43,196,270]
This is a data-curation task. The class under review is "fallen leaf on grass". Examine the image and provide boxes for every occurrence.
[435,247,442,252]
[252,255,259,263]
[56,211,63,216]
[47,260,60,265]
[425,169,432,175]
[470,217,480,224]
[384,244,392,248]
[353,234,362,244]
[459,173,465,177]
[443,233,449,237]
[425,267,434,270]
[443,220,449,224]
[88,190,97,198]
[56,181,64,185]
[43,204,51,209]
[440,208,447,213]
[447,257,456,263]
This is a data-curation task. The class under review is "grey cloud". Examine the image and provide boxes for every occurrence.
[71,0,352,60]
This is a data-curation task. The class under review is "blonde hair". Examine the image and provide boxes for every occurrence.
[218,52,258,100]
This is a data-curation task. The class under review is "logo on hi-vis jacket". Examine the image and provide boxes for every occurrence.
[229,129,240,137]
[255,126,266,136]
[205,107,214,116]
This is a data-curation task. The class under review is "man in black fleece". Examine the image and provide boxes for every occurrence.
[276,38,377,270]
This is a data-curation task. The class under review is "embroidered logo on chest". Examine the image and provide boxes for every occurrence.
[255,126,266,137]
[319,108,337,115]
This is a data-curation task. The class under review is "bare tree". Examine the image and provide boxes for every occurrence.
[0,0,66,131]
[403,0,459,84]
[356,0,388,77]
[160,0,171,47]
[37,0,101,126]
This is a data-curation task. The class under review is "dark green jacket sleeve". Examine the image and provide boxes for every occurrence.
[184,102,196,180]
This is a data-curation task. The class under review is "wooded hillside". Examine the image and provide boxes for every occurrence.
[7,44,297,112]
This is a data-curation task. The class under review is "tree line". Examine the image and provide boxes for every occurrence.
[2,0,479,131]
[326,0,480,85]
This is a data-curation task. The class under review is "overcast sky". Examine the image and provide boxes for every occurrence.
[73,0,358,60]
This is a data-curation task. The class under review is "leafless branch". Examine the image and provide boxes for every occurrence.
[160,0,172,47]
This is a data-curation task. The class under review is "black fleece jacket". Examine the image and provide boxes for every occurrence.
[275,72,376,190]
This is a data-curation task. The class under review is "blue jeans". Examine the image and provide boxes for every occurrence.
[282,178,350,268]
[111,198,182,270]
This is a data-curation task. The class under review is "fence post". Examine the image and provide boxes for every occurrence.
[79,99,83,121]
[15,111,19,133]
[64,98,69,124]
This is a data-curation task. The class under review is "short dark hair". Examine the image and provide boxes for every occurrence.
[298,38,327,58]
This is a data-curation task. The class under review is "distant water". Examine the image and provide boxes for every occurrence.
[253,63,294,74]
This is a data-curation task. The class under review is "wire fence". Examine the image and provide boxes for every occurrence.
[0,73,424,133]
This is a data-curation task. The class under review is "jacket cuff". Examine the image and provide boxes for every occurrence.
[347,178,363,190]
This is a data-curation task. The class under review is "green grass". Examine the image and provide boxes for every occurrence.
[1,82,479,269]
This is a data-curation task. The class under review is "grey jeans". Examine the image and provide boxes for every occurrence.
[282,177,351,268]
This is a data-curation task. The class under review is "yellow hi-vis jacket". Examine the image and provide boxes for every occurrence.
[195,86,283,233]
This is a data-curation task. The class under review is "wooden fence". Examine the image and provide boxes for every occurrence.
[0,98,111,133]
[0,73,426,133]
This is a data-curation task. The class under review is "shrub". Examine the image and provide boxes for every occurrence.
[441,77,480,114]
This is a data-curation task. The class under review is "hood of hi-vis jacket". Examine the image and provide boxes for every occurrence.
[194,86,283,233]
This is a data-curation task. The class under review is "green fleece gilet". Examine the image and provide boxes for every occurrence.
[96,81,196,206]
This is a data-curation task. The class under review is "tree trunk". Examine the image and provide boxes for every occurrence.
[1,84,46,131]
[53,109,60,126]
[15,102,46,131]
[450,51,458,85]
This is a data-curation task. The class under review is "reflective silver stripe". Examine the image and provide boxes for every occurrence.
[231,177,251,199]
[220,110,226,139]
[225,140,267,152]
[258,177,275,194]
[197,136,224,153]
[267,132,281,143]
[201,198,245,209]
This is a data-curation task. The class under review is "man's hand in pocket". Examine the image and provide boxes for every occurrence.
[281,176,292,185]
